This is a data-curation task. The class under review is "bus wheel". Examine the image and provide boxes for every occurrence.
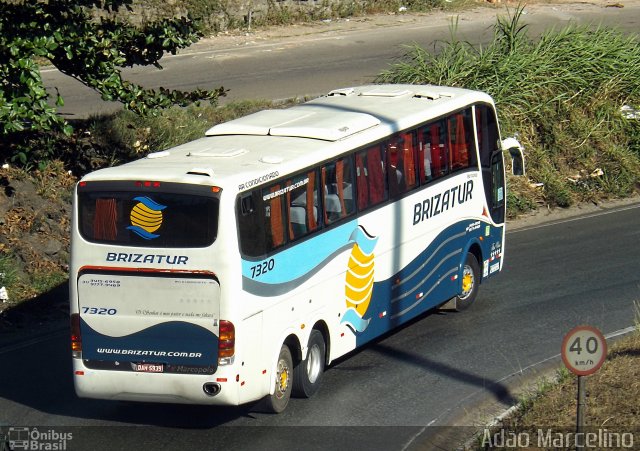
[293,329,326,398]
[455,253,480,311]
[265,344,293,413]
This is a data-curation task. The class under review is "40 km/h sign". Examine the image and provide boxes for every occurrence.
[561,325,607,376]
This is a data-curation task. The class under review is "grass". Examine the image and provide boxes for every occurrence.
[0,254,19,291]
[0,252,67,305]
[377,5,640,215]
[0,161,74,306]
[85,98,276,163]
[474,321,640,450]
[30,99,281,177]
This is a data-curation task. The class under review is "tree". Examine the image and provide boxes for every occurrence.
[0,0,225,138]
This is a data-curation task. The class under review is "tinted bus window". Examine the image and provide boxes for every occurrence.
[79,189,219,248]
[287,171,319,240]
[355,144,388,210]
[387,133,417,198]
[322,157,356,225]
[263,183,287,250]
[475,104,500,168]
[449,108,477,172]
[237,190,269,256]
[475,103,505,224]
[418,119,448,182]
[239,171,320,256]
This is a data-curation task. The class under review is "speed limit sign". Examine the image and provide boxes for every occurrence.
[561,325,607,376]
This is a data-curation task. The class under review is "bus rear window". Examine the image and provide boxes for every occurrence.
[78,186,219,248]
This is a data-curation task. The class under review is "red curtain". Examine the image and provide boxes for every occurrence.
[94,198,117,241]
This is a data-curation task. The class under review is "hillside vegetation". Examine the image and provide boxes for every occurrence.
[378,6,640,214]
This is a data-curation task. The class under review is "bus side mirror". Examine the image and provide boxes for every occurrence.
[501,137,525,176]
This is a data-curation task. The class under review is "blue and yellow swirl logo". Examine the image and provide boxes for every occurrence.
[341,226,378,333]
[127,196,166,240]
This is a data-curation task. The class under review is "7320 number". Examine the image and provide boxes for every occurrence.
[250,258,275,278]
[82,307,117,315]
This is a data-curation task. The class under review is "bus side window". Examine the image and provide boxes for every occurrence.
[237,191,268,256]
[387,135,406,198]
[417,128,431,183]
[402,131,418,191]
[264,184,286,250]
[420,120,448,181]
[475,104,500,168]
[356,144,388,210]
[355,152,369,209]
[387,132,417,198]
[288,171,319,240]
[322,157,355,225]
[449,108,476,172]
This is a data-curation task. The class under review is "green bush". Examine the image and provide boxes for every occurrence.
[377,6,640,210]
[0,0,224,167]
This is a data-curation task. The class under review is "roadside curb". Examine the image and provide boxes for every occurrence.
[507,194,640,232]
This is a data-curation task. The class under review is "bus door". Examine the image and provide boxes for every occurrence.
[476,104,506,225]
[488,150,506,224]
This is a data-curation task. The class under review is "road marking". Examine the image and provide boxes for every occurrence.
[508,203,640,234]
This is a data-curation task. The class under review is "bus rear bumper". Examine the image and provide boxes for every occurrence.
[72,360,244,406]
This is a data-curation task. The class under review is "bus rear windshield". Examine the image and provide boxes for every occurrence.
[78,185,219,248]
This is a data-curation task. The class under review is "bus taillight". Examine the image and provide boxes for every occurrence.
[70,313,82,358]
[218,320,235,365]
[135,181,161,188]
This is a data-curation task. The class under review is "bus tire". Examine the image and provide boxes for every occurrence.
[264,344,293,413]
[455,253,480,311]
[293,329,325,398]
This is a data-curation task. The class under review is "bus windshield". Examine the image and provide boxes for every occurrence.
[77,182,220,248]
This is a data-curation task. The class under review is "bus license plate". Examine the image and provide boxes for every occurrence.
[135,363,163,373]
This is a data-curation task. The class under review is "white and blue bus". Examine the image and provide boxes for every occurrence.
[70,84,524,412]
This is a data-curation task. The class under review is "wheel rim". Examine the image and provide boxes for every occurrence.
[275,358,290,399]
[306,344,322,384]
[460,264,474,300]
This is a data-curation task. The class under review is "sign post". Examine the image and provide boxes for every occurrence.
[561,325,607,451]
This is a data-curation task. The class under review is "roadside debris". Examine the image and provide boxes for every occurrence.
[567,168,604,184]
[621,105,640,119]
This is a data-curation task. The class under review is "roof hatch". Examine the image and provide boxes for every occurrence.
[327,87,356,97]
[146,150,170,159]
[205,107,380,141]
[188,148,248,158]
[360,87,413,97]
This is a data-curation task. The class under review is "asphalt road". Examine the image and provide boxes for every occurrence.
[41,1,640,119]
[1,202,639,450]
